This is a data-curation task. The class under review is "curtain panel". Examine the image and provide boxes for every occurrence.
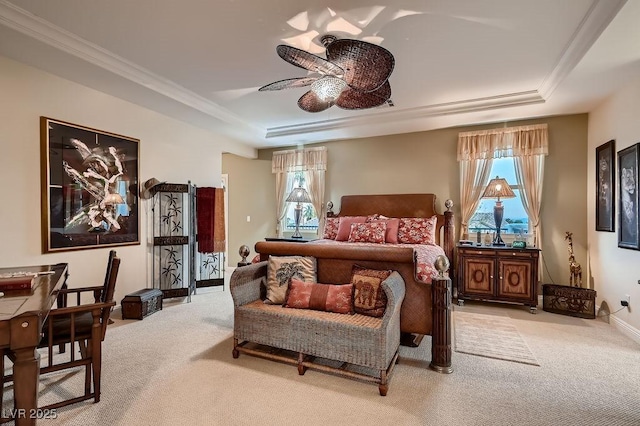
[272,146,327,173]
[457,124,549,161]
[272,146,327,236]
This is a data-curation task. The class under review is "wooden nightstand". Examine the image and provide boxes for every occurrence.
[457,244,540,313]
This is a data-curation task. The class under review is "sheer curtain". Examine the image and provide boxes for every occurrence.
[274,172,294,237]
[514,154,545,279]
[458,123,548,274]
[272,147,327,237]
[459,158,494,239]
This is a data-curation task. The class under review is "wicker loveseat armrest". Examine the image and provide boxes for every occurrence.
[380,271,406,327]
[230,261,268,307]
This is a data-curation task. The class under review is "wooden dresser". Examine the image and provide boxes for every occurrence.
[456,244,540,313]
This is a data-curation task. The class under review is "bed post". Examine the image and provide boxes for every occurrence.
[443,199,455,269]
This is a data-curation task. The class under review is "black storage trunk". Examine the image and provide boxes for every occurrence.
[121,288,163,320]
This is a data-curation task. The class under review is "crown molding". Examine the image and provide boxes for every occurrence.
[266,90,544,139]
[538,0,627,98]
[0,0,262,135]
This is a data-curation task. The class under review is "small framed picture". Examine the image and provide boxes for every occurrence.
[617,143,640,250]
[596,140,615,232]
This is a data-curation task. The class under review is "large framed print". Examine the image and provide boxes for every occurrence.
[41,117,140,253]
[596,139,615,231]
[617,143,640,250]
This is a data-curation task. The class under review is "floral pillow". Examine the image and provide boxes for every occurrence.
[323,217,339,240]
[283,278,354,314]
[397,216,438,245]
[350,266,392,318]
[348,222,387,244]
[335,216,368,241]
[265,256,317,304]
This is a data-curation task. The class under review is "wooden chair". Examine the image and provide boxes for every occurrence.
[2,253,120,411]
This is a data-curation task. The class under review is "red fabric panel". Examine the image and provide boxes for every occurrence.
[196,187,226,253]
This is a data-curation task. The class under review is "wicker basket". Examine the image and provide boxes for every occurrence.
[542,284,596,319]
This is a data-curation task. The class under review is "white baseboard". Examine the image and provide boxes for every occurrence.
[596,304,640,345]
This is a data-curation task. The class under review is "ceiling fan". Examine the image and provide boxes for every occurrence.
[259,35,394,113]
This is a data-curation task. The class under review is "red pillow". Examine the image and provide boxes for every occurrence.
[284,278,354,314]
[397,216,438,245]
[372,218,400,244]
[335,216,368,241]
[348,222,387,244]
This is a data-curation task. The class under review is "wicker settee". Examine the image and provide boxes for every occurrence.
[230,261,405,395]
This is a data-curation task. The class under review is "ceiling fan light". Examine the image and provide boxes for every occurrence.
[311,76,347,102]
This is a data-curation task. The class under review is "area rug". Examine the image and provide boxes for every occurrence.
[454,311,540,366]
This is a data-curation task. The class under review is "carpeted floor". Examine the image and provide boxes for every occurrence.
[454,311,540,365]
[3,283,640,426]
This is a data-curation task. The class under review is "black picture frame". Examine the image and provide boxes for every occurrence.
[41,117,140,253]
[617,143,640,250]
[596,140,615,231]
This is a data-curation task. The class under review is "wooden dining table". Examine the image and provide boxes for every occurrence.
[0,263,68,425]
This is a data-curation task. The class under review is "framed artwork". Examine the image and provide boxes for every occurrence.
[41,117,140,253]
[617,143,640,250]
[596,140,615,231]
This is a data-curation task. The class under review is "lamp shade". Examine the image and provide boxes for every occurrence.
[286,187,312,203]
[481,176,516,199]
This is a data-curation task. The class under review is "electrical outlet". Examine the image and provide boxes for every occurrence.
[621,295,631,308]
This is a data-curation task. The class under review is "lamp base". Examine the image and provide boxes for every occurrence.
[290,233,303,239]
[492,234,506,246]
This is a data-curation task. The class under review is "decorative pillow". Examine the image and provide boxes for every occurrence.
[265,256,316,304]
[365,214,380,222]
[397,216,438,245]
[335,216,368,241]
[323,217,339,240]
[372,218,400,244]
[347,222,387,244]
[350,266,392,318]
[284,278,354,314]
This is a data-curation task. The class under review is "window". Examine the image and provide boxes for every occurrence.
[468,158,529,236]
[285,171,318,232]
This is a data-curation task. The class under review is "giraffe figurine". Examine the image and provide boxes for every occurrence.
[564,232,582,287]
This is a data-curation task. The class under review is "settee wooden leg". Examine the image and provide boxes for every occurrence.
[297,353,307,375]
[379,370,388,396]
[232,339,240,359]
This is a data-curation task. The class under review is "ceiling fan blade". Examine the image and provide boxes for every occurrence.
[277,45,344,76]
[259,77,318,91]
[336,81,391,110]
[326,39,394,92]
[297,91,333,113]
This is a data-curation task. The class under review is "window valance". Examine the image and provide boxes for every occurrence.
[272,146,327,173]
[457,124,548,161]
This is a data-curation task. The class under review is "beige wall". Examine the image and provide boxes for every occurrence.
[224,114,589,286]
[0,55,251,303]
[222,153,274,265]
[588,74,640,334]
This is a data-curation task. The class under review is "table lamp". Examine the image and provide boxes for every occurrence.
[481,176,516,246]
[285,186,312,238]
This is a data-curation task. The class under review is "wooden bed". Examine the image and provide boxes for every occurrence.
[254,193,454,370]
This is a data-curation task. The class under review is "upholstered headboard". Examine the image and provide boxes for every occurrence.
[327,193,454,262]
[331,193,439,218]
